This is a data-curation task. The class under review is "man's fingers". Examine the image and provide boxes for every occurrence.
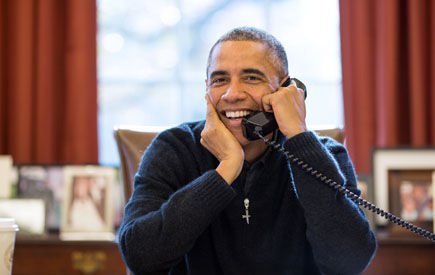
[261,94,273,112]
[289,80,301,95]
[205,93,223,127]
[262,80,302,113]
[205,94,218,119]
[290,79,298,89]
[290,79,306,98]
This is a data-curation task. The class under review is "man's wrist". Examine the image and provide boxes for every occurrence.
[216,158,243,185]
[281,125,307,139]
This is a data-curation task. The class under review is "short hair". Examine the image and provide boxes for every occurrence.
[206,27,289,78]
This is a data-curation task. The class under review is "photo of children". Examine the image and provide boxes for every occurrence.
[400,180,433,222]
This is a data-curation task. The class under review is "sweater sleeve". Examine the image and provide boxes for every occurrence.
[283,131,376,275]
[117,129,236,274]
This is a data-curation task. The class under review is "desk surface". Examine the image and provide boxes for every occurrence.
[13,236,126,275]
[13,234,435,275]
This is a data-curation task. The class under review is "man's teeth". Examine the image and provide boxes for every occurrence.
[225,110,251,119]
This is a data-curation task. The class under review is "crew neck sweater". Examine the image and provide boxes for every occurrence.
[118,121,376,274]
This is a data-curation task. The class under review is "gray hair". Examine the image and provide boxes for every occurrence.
[206,27,289,78]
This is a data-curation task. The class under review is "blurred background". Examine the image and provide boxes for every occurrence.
[1,1,434,274]
[97,0,343,165]
[1,0,434,180]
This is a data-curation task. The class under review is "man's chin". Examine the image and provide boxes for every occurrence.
[222,119,251,145]
[231,129,250,146]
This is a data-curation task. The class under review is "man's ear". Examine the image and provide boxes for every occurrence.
[205,79,212,92]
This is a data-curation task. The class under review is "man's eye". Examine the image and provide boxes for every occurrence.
[211,78,227,85]
[244,75,262,82]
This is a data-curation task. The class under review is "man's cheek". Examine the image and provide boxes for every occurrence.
[217,113,225,123]
[206,90,219,105]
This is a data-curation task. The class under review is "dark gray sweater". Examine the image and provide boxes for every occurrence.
[118,121,376,274]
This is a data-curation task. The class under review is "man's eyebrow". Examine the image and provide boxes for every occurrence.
[241,68,267,78]
[209,70,228,79]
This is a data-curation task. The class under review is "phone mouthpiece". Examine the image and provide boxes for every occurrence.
[242,112,278,141]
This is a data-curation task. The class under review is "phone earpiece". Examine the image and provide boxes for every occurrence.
[282,77,292,87]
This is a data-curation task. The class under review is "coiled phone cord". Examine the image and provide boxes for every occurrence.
[255,130,435,242]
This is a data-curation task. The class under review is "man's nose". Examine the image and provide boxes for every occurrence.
[221,80,247,102]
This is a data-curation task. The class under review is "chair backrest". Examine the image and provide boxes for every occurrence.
[114,126,161,202]
[313,127,345,144]
[114,126,344,202]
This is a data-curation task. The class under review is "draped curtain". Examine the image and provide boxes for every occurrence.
[339,0,435,174]
[0,0,98,164]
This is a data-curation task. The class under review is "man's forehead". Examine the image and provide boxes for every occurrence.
[208,41,276,73]
[210,41,270,66]
[211,40,269,57]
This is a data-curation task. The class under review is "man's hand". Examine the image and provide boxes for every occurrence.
[200,95,244,184]
[261,80,307,139]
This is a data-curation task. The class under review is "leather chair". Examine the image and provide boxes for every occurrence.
[114,126,161,203]
[313,127,345,145]
[114,126,344,202]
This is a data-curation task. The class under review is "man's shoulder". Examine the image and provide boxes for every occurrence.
[317,134,347,155]
[142,120,207,164]
[156,120,205,146]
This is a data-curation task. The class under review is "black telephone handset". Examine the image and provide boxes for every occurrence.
[241,77,435,242]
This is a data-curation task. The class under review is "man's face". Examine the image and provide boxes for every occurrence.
[206,41,281,146]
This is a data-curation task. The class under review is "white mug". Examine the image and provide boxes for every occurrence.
[0,218,19,275]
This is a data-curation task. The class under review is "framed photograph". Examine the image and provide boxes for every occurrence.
[388,170,433,237]
[17,165,65,231]
[0,199,46,235]
[61,165,117,240]
[373,148,435,227]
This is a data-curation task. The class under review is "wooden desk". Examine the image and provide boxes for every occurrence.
[12,234,434,275]
[363,234,435,275]
[13,235,126,275]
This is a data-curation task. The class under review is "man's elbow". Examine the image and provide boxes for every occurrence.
[343,231,378,274]
[320,230,377,275]
[357,231,377,273]
[118,228,180,274]
[118,229,154,273]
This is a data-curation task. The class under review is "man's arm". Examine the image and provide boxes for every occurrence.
[201,95,245,184]
[284,132,376,274]
[263,78,375,273]
[118,130,236,274]
[119,92,246,273]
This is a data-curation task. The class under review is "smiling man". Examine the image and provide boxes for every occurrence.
[118,27,376,275]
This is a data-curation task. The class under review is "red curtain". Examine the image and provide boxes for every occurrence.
[0,0,98,164]
[340,0,435,174]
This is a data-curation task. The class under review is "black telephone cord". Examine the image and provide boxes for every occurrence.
[256,131,435,242]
